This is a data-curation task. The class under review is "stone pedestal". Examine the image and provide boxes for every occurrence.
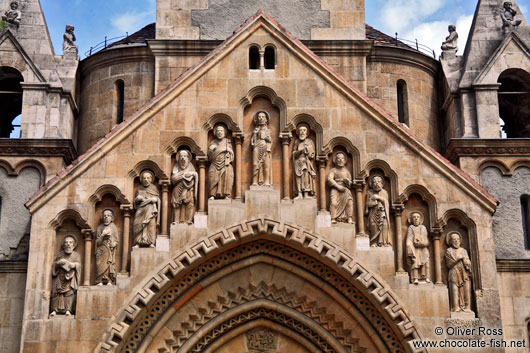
[194,213,208,228]
[280,197,318,231]
[355,233,370,251]
[245,187,280,220]
[356,247,395,277]
[169,222,208,252]
[318,222,356,254]
[156,235,170,252]
[315,211,331,228]
[394,282,450,318]
[208,198,245,231]
[130,247,170,280]
[450,311,476,320]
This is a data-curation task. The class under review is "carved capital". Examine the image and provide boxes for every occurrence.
[316,155,329,166]
[432,228,443,240]
[159,179,171,191]
[392,204,405,216]
[279,132,292,145]
[353,181,366,191]
[81,229,95,241]
[233,132,244,144]
[120,204,134,217]
[196,156,208,167]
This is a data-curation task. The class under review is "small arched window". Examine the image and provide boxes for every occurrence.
[397,80,409,125]
[521,195,530,250]
[0,67,23,138]
[498,69,530,138]
[115,80,124,124]
[249,46,260,70]
[264,46,275,70]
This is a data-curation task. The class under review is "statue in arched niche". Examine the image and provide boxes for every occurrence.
[171,150,198,224]
[133,170,160,248]
[406,211,431,284]
[445,231,473,313]
[95,209,119,285]
[327,151,354,224]
[50,235,81,316]
[251,111,272,186]
[208,124,234,199]
[293,123,316,200]
[366,175,391,247]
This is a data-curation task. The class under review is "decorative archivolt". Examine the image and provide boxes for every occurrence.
[361,159,399,202]
[49,208,91,231]
[98,218,423,353]
[164,136,206,158]
[0,158,46,185]
[239,86,288,130]
[287,113,324,153]
[398,184,438,230]
[88,184,130,205]
[128,160,168,180]
[322,136,361,177]
[477,160,511,176]
[202,113,241,133]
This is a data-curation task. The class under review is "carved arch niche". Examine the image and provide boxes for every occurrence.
[101,220,422,353]
[398,185,438,280]
[88,185,131,283]
[438,209,481,312]
[240,86,286,194]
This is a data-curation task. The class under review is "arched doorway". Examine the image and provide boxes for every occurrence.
[0,66,23,138]
[498,68,530,138]
[99,219,422,353]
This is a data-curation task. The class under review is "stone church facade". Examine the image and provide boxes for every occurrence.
[0,0,529,352]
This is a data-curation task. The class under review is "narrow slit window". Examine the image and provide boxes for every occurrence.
[116,80,124,124]
[397,80,409,125]
[249,46,260,70]
[264,46,275,70]
[521,195,530,250]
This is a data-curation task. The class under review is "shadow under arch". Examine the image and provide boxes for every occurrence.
[322,136,362,179]
[239,85,288,130]
[398,184,438,232]
[202,113,241,133]
[362,159,399,202]
[98,218,423,353]
[287,113,325,155]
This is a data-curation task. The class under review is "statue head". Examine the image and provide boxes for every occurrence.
[296,123,310,141]
[369,175,384,191]
[65,24,74,33]
[9,1,18,10]
[254,111,269,126]
[101,209,115,226]
[214,124,227,139]
[504,1,513,9]
[140,170,154,187]
[62,235,77,254]
[177,150,192,169]
[448,24,456,32]
[409,211,423,226]
[333,151,347,167]
[447,231,462,249]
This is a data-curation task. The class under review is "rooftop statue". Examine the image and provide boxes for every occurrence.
[2,1,21,27]
[501,1,522,33]
[63,25,78,55]
[441,25,458,52]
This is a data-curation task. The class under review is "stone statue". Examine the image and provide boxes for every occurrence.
[95,209,119,285]
[406,211,431,284]
[327,152,354,224]
[293,123,316,200]
[50,235,81,317]
[171,150,198,224]
[2,1,21,27]
[208,124,234,199]
[133,170,160,248]
[366,175,391,247]
[441,25,458,52]
[445,231,473,313]
[251,111,272,186]
[501,1,522,32]
[62,24,78,55]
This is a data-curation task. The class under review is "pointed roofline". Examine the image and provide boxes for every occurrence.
[0,29,46,82]
[25,9,497,213]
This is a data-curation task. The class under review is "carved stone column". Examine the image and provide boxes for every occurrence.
[259,49,265,69]
[159,180,170,235]
[81,229,94,286]
[280,133,291,200]
[234,134,243,200]
[353,182,366,235]
[120,204,133,273]
[197,156,208,212]
[317,156,328,211]
[433,228,443,284]
[393,205,405,273]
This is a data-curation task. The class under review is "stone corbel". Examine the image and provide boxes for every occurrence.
[233,133,244,200]
[279,133,292,200]
[391,204,405,274]
[81,229,95,286]
[120,204,133,274]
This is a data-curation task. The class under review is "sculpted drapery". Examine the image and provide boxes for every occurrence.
[95,209,119,285]
[208,125,234,199]
[133,170,160,247]
[293,123,316,199]
[445,232,473,313]
[405,211,430,284]
[327,152,354,224]
[251,111,272,186]
[172,150,198,224]
[50,235,81,316]
[366,175,391,247]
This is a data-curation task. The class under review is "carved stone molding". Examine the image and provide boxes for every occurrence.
[0,139,78,165]
[0,260,27,273]
[97,218,423,353]
[496,259,530,272]
[445,138,530,164]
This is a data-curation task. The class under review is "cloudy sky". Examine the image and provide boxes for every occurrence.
[41,0,530,59]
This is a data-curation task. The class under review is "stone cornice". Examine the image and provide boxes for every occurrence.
[304,40,374,56]
[368,45,440,76]
[0,261,27,273]
[80,46,153,76]
[496,259,530,272]
[445,138,530,163]
[20,83,79,118]
[0,139,78,165]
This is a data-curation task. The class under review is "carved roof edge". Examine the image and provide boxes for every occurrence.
[445,138,530,163]
[0,138,78,165]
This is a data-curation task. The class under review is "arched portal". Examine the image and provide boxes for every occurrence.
[98,219,422,353]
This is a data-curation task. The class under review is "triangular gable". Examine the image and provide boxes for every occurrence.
[0,29,46,82]
[473,32,530,85]
[25,10,497,213]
